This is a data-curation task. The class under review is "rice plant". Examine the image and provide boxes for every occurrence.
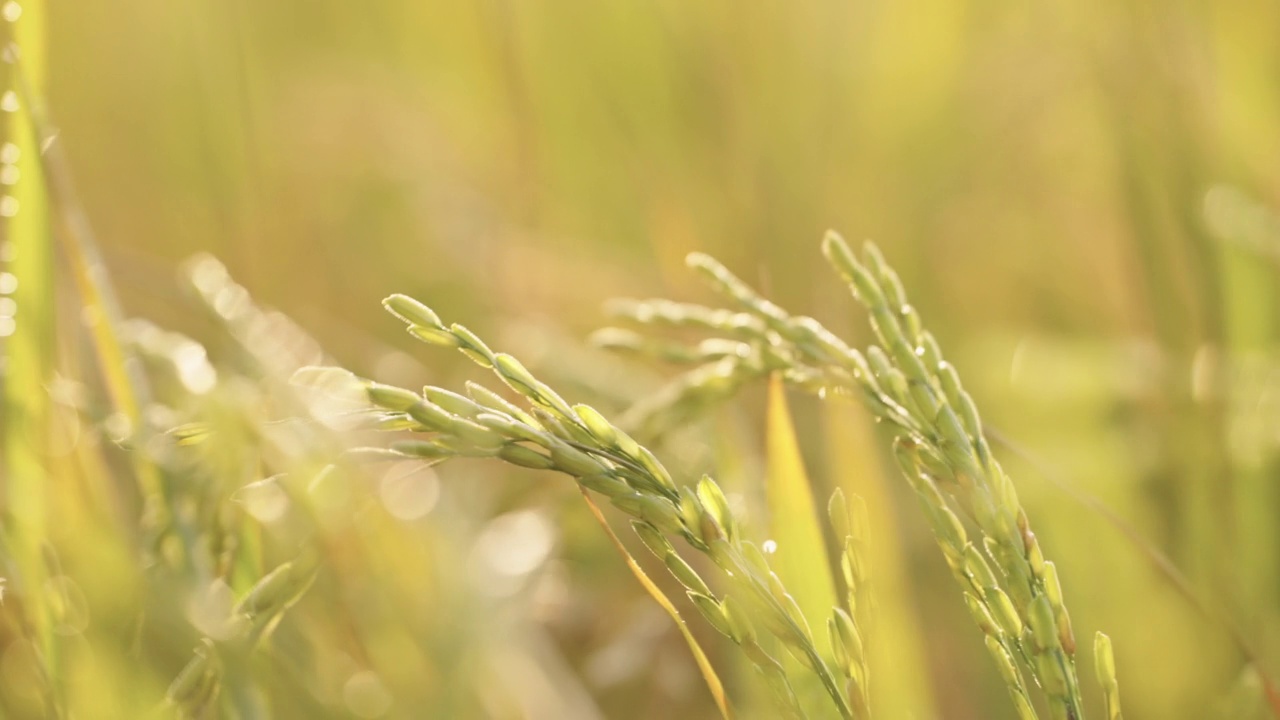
[334,232,1135,719]
[312,292,876,719]
[591,232,1129,720]
[6,0,1280,715]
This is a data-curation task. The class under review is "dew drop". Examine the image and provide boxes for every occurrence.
[762,539,778,554]
[0,91,17,113]
[0,271,15,294]
[2,2,20,22]
[0,196,17,217]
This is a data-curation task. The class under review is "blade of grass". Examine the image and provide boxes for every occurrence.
[579,489,733,720]
[763,374,837,633]
[0,3,63,715]
[9,46,164,527]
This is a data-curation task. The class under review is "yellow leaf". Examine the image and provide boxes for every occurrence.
[764,374,837,643]
[579,490,733,720]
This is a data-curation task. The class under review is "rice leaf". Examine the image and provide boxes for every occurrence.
[763,375,837,655]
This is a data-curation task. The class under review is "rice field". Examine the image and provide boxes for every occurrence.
[2,1,1280,718]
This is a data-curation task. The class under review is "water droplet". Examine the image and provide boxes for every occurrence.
[762,539,778,554]
[0,91,18,113]
[0,196,17,217]
[0,297,15,317]
[2,2,20,22]
[0,271,15,294]
[1,143,19,164]
[0,316,13,337]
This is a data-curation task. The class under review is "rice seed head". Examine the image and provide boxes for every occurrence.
[451,417,505,449]
[631,520,674,558]
[665,553,712,596]
[983,635,1023,694]
[635,496,686,537]
[497,444,555,470]
[696,475,735,541]
[983,586,1023,638]
[548,443,608,477]
[166,638,222,710]
[465,381,529,419]
[841,536,866,589]
[740,540,771,576]
[688,592,734,639]
[474,413,548,445]
[721,595,756,645]
[1095,631,1117,689]
[492,353,538,395]
[573,404,617,446]
[383,294,444,329]
[391,440,455,459]
[828,607,864,678]
[828,487,850,542]
[406,401,454,432]
[578,473,632,499]
[447,323,495,368]
[963,545,1000,589]
[1035,653,1070,699]
[425,386,486,418]
[964,593,1000,637]
[1026,594,1060,653]
[366,382,422,412]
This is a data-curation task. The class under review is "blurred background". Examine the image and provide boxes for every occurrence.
[1,0,1279,717]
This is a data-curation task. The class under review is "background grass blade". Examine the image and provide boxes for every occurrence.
[11,48,164,522]
[0,1,63,714]
[763,376,838,655]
